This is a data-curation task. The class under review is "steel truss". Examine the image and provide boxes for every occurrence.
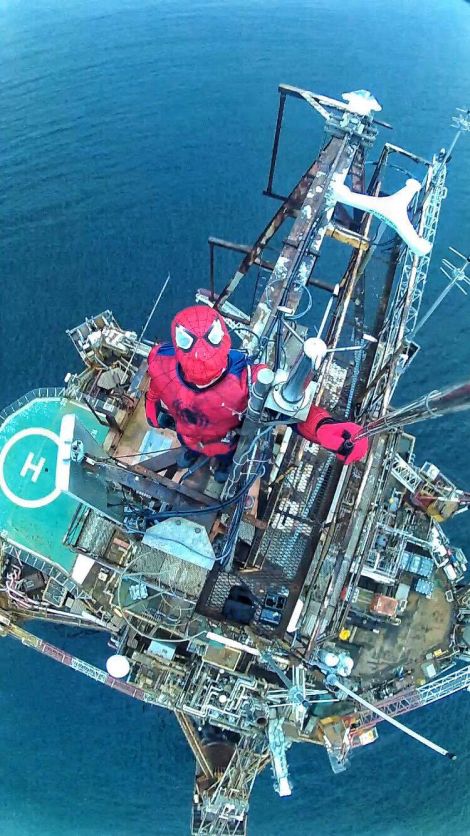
[349,664,470,735]
[192,737,269,836]
[361,155,448,418]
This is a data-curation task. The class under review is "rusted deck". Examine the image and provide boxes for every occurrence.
[352,581,453,683]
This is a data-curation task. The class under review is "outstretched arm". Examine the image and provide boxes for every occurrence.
[145,344,163,427]
[144,392,162,427]
[296,404,369,464]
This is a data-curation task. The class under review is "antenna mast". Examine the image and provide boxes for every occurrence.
[413,248,470,336]
[356,378,470,440]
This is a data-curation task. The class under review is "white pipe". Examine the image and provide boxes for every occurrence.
[206,631,260,656]
[335,679,456,759]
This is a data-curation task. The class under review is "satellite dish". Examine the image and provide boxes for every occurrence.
[106,654,130,678]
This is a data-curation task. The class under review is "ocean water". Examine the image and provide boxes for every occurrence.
[1,1,470,834]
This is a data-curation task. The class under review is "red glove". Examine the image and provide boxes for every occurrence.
[316,421,368,464]
[297,405,368,464]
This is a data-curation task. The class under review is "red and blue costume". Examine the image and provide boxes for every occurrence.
[145,306,264,462]
[145,305,368,470]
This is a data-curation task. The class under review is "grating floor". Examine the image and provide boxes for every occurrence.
[198,446,336,632]
[77,510,116,557]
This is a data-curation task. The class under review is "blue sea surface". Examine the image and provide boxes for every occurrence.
[1,1,470,834]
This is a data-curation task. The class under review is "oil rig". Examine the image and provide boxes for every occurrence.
[1,85,470,834]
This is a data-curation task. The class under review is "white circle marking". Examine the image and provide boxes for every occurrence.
[0,427,61,509]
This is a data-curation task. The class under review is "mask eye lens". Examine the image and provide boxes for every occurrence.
[175,325,195,351]
[206,319,224,346]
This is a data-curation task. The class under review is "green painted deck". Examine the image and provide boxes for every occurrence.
[0,397,108,572]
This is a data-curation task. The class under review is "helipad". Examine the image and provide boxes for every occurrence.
[0,396,107,572]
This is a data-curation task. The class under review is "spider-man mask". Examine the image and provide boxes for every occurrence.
[171,305,231,387]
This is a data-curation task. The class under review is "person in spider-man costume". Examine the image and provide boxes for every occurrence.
[145,305,368,482]
[145,305,263,482]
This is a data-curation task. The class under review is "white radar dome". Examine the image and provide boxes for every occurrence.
[106,654,130,678]
[319,650,340,668]
[337,653,354,678]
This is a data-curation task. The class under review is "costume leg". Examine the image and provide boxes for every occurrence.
[213,448,235,484]
[176,434,201,469]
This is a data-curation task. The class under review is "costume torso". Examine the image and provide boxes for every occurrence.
[146,344,254,457]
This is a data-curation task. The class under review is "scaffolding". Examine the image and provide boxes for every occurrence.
[192,737,268,836]
[361,154,448,418]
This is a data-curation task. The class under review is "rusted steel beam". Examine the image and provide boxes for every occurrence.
[245,135,359,363]
[175,710,214,779]
[266,89,287,195]
[278,83,393,130]
[214,156,321,310]
[350,145,366,195]
[209,236,275,271]
[94,460,215,507]
[384,142,431,166]
[327,224,370,250]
